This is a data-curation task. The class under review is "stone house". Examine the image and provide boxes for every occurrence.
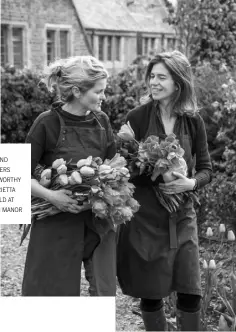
[73,0,176,73]
[1,0,176,72]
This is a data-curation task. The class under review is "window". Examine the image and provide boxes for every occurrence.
[12,28,23,68]
[47,30,55,64]
[151,38,155,50]
[97,35,122,62]
[115,36,121,61]
[45,26,71,65]
[1,24,25,68]
[87,34,93,50]
[107,36,112,61]
[60,31,68,59]
[167,38,175,51]
[98,36,104,61]
[144,38,148,54]
[1,25,8,67]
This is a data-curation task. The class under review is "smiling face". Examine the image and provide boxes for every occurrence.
[149,62,176,104]
[78,78,107,112]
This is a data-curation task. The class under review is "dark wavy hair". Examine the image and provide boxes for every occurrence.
[141,50,198,116]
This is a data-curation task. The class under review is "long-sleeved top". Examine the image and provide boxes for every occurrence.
[26,102,116,175]
[126,100,212,189]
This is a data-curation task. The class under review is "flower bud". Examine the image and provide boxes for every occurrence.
[227,230,235,241]
[40,168,52,179]
[209,259,216,269]
[211,101,220,108]
[57,164,67,175]
[71,171,82,184]
[206,227,213,237]
[39,176,51,188]
[58,174,68,186]
[68,176,77,185]
[52,158,66,169]
[219,224,226,233]
[203,260,208,269]
[117,121,135,141]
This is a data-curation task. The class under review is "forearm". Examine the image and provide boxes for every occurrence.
[31,179,53,201]
[194,169,212,189]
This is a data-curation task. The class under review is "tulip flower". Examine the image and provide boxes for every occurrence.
[209,259,216,269]
[57,164,67,175]
[219,224,226,233]
[202,260,208,269]
[57,174,68,186]
[40,168,52,179]
[206,227,213,237]
[39,176,51,188]
[52,158,66,169]
[117,121,135,141]
[227,230,235,241]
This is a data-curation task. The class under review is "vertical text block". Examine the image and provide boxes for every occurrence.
[0,144,31,224]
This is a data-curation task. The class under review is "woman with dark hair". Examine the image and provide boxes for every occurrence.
[117,50,212,331]
[22,56,116,296]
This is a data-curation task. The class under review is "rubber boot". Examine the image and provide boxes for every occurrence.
[176,309,201,331]
[141,307,167,331]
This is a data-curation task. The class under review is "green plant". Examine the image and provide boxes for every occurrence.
[1,66,55,143]
[164,0,236,68]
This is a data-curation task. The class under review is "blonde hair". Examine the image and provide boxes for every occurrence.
[42,56,108,102]
[141,50,198,116]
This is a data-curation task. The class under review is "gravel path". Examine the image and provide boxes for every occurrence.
[1,224,233,331]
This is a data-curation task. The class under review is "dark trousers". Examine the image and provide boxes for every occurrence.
[140,293,201,313]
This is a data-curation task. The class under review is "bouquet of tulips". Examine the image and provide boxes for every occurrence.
[31,154,140,225]
[117,122,200,213]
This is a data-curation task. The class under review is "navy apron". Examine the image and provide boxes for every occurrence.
[117,103,201,299]
[22,109,113,296]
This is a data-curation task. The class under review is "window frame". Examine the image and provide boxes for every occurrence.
[1,21,28,69]
[44,24,72,66]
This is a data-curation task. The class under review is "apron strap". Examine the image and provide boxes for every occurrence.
[90,111,105,130]
[52,109,66,148]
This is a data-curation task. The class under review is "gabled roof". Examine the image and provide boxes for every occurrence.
[72,0,175,34]
[130,12,174,34]
[72,0,140,32]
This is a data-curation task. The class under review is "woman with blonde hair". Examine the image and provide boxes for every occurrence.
[117,51,212,330]
[22,56,116,296]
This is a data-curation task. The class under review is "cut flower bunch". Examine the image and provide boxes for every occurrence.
[31,154,140,226]
[117,122,199,213]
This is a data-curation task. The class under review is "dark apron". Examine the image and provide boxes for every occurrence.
[22,109,114,296]
[117,103,201,299]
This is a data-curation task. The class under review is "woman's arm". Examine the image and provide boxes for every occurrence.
[159,114,212,194]
[31,178,81,213]
[193,114,212,189]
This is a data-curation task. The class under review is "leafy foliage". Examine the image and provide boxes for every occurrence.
[163,0,236,68]
[197,66,236,232]
[102,62,147,133]
[1,66,54,143]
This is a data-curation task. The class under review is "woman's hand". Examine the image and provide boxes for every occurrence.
[46,189,80,213]
[67,202,91,214]
[158,171,196,194]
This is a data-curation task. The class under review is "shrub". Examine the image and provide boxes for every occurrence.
[1,66,54,143]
